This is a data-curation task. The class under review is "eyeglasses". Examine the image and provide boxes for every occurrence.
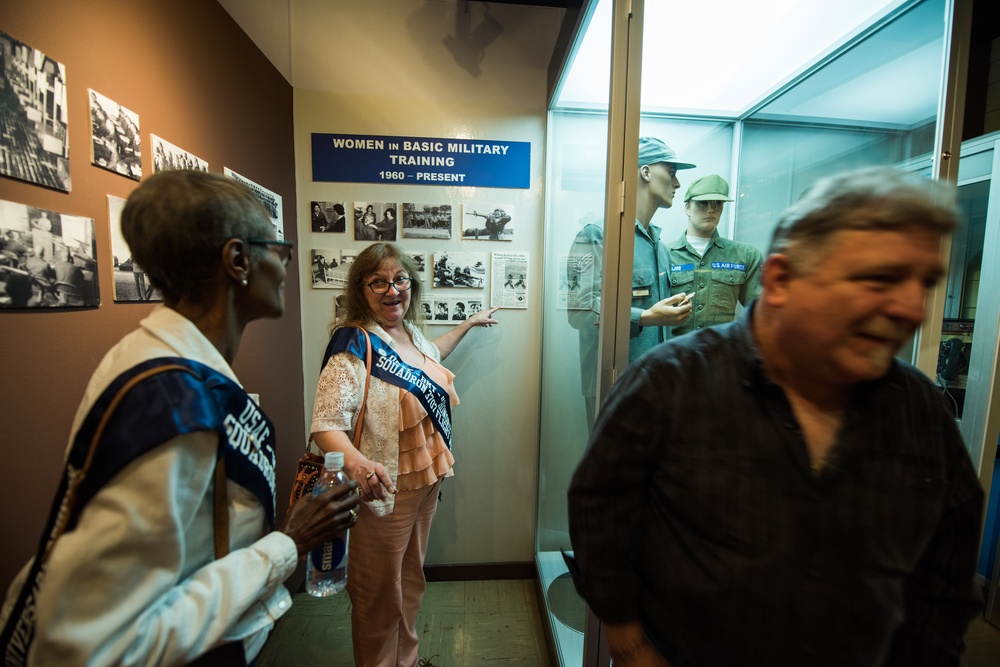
[247,239,295,266]
[365,277,412,294]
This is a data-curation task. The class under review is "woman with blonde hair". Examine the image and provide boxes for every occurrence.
[310,242,498,666]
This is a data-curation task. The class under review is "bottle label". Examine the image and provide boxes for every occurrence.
[310,537,347,572]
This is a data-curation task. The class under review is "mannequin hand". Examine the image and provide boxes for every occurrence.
[641,293,692,327]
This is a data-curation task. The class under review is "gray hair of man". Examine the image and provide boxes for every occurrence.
[122,170,272,304]
[766,166,960,271]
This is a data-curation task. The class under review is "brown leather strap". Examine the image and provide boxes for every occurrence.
[352,327,373,449]
[213,455,229,559]
[47,364,195,563]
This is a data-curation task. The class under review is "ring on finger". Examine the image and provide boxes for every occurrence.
[349,507,359,522]
[365,471,375,480]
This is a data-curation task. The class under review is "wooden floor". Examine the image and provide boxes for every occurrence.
[257,580,552,667]
[258,579,1000,667]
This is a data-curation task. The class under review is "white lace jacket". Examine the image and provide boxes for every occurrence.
[310,323,441,516]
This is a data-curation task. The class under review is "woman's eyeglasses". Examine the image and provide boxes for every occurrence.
[247,239,295,266]
[365,277,412,294]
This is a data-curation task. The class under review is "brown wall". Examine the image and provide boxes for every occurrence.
[0,0,303,591]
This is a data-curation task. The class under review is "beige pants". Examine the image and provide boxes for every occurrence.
[347,479,442,667]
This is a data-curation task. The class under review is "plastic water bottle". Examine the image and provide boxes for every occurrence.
[305,451,350,596]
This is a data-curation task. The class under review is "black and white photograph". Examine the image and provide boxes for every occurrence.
[225,168,284,240]
[0,31,71,192]
[462,204,514,241]
[406,251,427,282]
[422,296,477,325]
[354,202,397,242]
[88,90,141,180]
[152,134,208,174]
[108,194,161,303]
[0,199,99,308]
[311,248,348,289]
[432,251,486,288]
[311,201,347,233]
[402,203,452,240]
[429,298,451,323]
[491,251,528,309]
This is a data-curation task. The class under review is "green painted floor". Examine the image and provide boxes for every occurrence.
[257,580,552,667]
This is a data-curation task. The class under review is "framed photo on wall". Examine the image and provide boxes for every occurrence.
[88,90,141,180]
[311,201,347,233]
[461,204,514,241]
[353,202,397,242]
[0,31,71,192]
[432,251,485,288]
[402,203,452,240]
[0,199,99,308]
[152,134,208,174]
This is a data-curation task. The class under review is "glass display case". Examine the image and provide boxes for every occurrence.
[537,1,976,664]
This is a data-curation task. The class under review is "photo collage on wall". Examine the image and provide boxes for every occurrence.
[307,196,528,319]
[0,28,287,311]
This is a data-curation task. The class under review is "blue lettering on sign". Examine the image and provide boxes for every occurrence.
[711,262,746,271]
[671,264,695,272]
[312,133,531,189]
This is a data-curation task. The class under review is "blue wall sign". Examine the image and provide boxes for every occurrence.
[311,133,530,189]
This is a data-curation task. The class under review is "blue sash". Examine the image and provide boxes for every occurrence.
[323,327,453,448]
[1,357,277,667]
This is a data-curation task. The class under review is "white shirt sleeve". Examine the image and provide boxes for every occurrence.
[29,431,298,667]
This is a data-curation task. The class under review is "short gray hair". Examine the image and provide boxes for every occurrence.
[121,170,272,303]
[767,166,959,266]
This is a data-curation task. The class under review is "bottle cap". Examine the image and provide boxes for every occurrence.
[324,451,345,470]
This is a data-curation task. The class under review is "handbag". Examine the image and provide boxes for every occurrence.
[287,327,372,511]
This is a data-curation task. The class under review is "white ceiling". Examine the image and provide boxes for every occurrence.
[555,0,946,126]
[219,0,946,127]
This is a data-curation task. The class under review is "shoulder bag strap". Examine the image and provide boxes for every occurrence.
[352,327,373,449]
[46,363,196,563]
[213,457,228,559]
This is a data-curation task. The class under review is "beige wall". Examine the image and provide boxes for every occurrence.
[0,0,302,590]
[289,1,562,564]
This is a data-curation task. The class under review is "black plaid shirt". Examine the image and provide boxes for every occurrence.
[567,308,983,667]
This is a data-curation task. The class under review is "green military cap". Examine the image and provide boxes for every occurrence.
[684,174,733,202]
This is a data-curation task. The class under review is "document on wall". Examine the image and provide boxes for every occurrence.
[224,168,284,240]
[490,251,528,309]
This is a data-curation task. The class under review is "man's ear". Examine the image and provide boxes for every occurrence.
[639,166,650,183]
[221,238,251,286]
[761,253,794,307]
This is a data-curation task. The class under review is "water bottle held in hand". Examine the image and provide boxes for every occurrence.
[305,451,350,596]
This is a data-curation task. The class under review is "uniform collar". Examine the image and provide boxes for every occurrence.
[635,219,662,243]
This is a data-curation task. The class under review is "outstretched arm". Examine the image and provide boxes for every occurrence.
[433,306,499,360]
